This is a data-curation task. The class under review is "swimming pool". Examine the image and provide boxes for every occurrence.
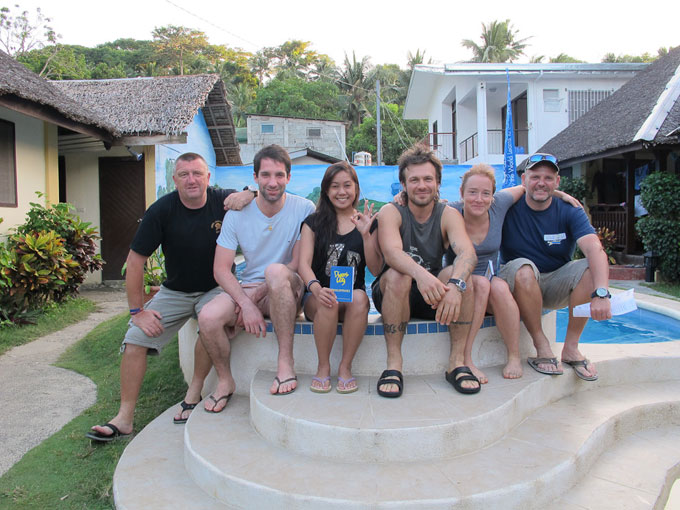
[236,263,679,344]
[556,307,680,344]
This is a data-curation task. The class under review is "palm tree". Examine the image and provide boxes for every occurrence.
[461,20,530,63]
[338,52,372,128]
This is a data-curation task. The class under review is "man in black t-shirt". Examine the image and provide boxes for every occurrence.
[87,153,254,442]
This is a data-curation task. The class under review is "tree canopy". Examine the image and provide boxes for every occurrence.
[461,19,530,63]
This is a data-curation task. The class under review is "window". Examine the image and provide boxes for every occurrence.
[568,90,613,123]
[543,89,561,112]
[306,127,321,138]
[261,124,274,134]
[0,119,17,207]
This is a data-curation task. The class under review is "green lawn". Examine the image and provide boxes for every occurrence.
[0,313,186,509]
[0,298,95,356]
[641,281,680,300]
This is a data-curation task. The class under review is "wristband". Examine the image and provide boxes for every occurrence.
[306,279,321,292]
[129,308,142,315]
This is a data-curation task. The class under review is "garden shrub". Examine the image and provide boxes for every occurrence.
[636,171,680,282]
[0,231,79,324]
[558,176,588,203]
[14,194,104,299]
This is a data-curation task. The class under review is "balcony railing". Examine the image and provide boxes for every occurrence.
[590,204,627,249]
[458,129,529,163]
[420,132,456,161]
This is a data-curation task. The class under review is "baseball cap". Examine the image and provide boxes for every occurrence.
[522,153,559,173]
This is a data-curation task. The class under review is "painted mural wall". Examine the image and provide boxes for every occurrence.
[152,109,505,205]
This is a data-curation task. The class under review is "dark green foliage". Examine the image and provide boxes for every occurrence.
[253,77,342,119]
[636,217,680,282]
[346,104,428,165]
[0,196,104,323]
[0,231,78,323]
[636,172,680,282]
[558,176,588,203]
[638,171,680,217]
[15,195,104,298]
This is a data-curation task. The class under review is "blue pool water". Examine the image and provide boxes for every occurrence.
[237,264,679,345]
[556,307,680,344]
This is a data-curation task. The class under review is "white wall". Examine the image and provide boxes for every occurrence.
[0,107,50,238]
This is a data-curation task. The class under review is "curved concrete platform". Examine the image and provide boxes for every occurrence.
[178,313,555,397]
[114,352,680,509]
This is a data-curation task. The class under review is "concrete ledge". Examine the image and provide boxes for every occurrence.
[178,313,556,397]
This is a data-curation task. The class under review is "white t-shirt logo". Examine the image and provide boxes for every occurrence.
[544,233,567,246]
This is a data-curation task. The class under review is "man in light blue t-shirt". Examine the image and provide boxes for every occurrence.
[198,145,315,409]
[499,153,611,382]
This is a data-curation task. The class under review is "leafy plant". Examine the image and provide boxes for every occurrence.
[558,176,588,203]
[636,172,680,282]
[572,226,617,264]
[15,194,104,299]
[121,248,166,294]
[0,231,79,324]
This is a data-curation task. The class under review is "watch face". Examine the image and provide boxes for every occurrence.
[596,288,608,297]
[458,280,467,291]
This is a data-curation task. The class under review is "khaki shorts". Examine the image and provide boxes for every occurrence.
[122,285,222,354]
[218,277,305,338]
[498,258,589,310]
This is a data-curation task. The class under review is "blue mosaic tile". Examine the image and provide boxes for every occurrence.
[375,325,384,335]
[365,325,374,335]
[417,323,427,333]
[294,324,301,334]
[407,324,417,334]
[438,323,448,332]
[337,325,343,335]
[302,324,312,335]
[428,322,438,333]
[266,323,273,333]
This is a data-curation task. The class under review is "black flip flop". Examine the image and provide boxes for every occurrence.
[85,423,131,443]
[377,369,404,398]
[204,393,234,413]
[173,400,199,424]
[445,366,481,394]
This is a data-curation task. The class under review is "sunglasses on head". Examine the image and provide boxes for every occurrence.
[528,154,557,165]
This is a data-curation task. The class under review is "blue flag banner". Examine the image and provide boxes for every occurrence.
[502,69,517,189]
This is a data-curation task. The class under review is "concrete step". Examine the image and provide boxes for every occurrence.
[549,423,680,509]
[250,368,564,462]
[113,407,228,510]
[179,375,680,509]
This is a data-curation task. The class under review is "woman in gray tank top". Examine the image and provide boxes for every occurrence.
[452,164,581,383]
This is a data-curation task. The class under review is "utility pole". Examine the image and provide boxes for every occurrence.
[376,79,382,166]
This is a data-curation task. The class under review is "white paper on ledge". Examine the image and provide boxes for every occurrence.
[572,288,638,318]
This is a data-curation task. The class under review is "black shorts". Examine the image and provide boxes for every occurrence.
[371,276,437,321]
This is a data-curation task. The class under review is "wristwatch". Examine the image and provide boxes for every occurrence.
[448,278,467,292]
[243,185,258,196]
[591,287,611,299]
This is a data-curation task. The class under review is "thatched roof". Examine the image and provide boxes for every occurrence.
[52,74,241,165]
[540,47,680,164]
[0,50,117,139]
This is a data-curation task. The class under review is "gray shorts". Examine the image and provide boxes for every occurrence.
[122,285,222,354]
[498,258,589,310]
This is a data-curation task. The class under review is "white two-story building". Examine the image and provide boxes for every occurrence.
[403,63,647,165]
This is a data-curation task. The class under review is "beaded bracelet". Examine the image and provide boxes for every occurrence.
[129,308,142,316]
[306,279,321,292]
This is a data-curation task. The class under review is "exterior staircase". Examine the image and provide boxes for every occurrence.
[112,296,680,509]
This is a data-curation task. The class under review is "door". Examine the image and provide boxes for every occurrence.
[99,157,146,280]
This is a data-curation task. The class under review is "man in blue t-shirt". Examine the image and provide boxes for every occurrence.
[499,153,611,381]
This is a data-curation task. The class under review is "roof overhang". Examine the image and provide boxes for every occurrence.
[0,93,114,143]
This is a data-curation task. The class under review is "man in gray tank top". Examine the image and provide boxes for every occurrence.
[372,145,479,397]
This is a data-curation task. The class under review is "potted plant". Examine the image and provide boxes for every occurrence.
[121,248,166,301]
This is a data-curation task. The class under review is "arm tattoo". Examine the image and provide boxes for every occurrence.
[383,321,407,334]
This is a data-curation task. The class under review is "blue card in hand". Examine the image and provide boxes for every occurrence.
[330,265,354,303]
